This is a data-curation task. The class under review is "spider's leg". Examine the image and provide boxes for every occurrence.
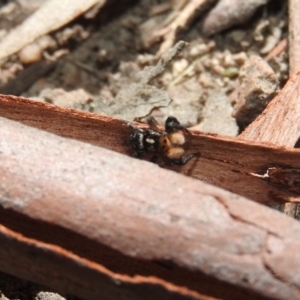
[171,154,197,165]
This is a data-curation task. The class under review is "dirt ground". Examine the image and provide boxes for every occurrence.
[0,0,288,299]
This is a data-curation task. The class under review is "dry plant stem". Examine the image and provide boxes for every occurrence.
[288,0,300,74]
[2,94,300,204]
[2,116,300,300]
[265,38,287,62]
[148,0,215,55]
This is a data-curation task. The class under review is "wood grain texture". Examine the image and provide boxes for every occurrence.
[239,69,300,146]
[1,94,300,204]
[1,116,300,300]
[240,27,300,214]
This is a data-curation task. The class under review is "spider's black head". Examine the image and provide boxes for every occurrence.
[165,116,185,133]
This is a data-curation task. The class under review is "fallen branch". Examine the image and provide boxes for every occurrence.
[1,116,300,300]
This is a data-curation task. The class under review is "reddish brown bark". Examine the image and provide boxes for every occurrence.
[1,94,300,204]
[240,6,300,214]
[239,70,300,146]
[1,116,300,299]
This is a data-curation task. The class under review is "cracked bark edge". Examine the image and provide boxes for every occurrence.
[239,39,300,214]
[0,224,208,300]
[1,116,300,299]
[262,234,300,290]
[278,0,300,216]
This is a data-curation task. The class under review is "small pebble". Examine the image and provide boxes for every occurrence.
[19,43,42,64]
[36,35,57,50]
[172,59,188,76]
[232,52,247,65]
[35,291,66,300]
[189,43,209,57]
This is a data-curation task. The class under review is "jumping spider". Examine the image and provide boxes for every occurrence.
[127,116,197,166]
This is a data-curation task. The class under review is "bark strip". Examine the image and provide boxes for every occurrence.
[1,94,300,204]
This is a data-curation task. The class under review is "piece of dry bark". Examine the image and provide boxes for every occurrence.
[2,116,300,299]
[230,55,279,130]
[1,94,300,204]
[239,15,300,216]
[201,0,269,36]
[239,69,300,147]
[0,0,104,61]
[281,0,300,216]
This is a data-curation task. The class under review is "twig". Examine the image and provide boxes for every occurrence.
[145,0,215,55]
[265,38,287,61]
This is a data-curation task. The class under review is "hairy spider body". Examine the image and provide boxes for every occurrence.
[128,116,197,166]
[127,124,160,157]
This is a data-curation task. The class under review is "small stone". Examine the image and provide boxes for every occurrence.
[19,43,42,64]
[36,35,57,50]
[172,59,188,76]
[230,55,279,129]
[39,88,94,110]
[222,50,236,67]
[35,291,66,300]
[232,52,248,65]
[189,43,209,57]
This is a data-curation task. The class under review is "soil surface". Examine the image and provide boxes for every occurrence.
[0,0,288,299]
